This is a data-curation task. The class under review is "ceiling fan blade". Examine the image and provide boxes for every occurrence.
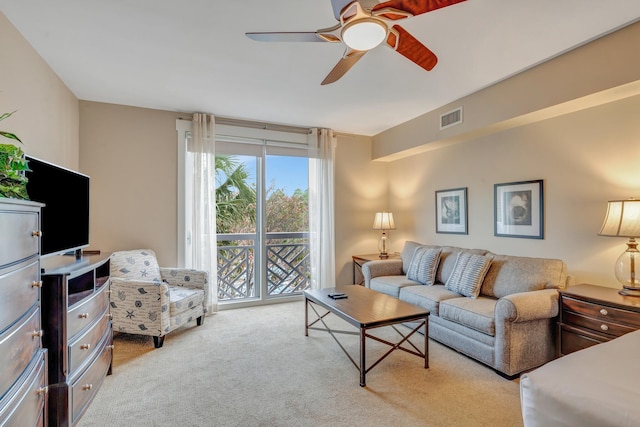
[246,32,328,42]
[386,25,437,71]
[321,50,367,85]
[372,0,466,19]
[330,0,356,20]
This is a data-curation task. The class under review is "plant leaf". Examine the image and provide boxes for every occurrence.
[0,111,17,122]
[0,131,22,144]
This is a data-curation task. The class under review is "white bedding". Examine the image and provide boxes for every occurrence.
[520,329,640,427]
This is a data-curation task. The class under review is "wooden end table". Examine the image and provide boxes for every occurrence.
[352,253,400,285]
[558,283,640,356]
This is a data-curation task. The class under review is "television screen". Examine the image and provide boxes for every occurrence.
[25,156,90,257]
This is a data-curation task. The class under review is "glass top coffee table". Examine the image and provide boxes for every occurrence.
[304,285,430,387]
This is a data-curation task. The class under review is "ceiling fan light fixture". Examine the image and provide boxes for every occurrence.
[341,19,387,51]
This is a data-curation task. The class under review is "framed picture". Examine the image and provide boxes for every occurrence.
[435,187,468,234]
[494,179,544,239]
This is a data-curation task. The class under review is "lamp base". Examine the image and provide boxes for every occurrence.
[619,286,640,297]
[379,253,389,259]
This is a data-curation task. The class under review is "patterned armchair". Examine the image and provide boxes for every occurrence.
[109,249,208,348]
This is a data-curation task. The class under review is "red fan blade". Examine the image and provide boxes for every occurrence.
[321,50,367,85]
[386,25,437,71]
[373,0,466,20]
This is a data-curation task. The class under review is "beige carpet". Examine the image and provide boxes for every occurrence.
[78,300,524,427]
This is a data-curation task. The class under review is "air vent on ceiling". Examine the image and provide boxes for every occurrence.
[440,107,463,130]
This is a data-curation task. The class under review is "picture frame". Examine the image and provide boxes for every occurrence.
[435,187,468,234]
[494,179,544,239]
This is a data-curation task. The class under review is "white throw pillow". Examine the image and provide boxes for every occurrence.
[406,246,442,286]
[445,252,493,298]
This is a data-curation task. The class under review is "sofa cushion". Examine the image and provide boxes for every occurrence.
[401,241,423,275]
[481,254,568,299]
[399,284,461,316]
[370,276,421,298]
[445,252,493,298]
[436,246,489,285]
[406,246,442,285]
[439,297,497,336]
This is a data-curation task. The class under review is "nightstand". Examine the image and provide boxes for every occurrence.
[352,253,400,285]
[558,283,640,357]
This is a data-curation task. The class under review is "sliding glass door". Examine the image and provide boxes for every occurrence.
[179,119,312,307]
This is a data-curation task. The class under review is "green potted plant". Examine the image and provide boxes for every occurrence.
[0,111,30,199]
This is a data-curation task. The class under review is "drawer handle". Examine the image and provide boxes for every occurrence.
[601,324,609,331]
[600,309,608,316]
[31,280,43,288]
[108,344,115,351]
[37,386,48,395]
[82,384,93,391]
[79,313,90,319]
[80,344,91,350]
[32,330,44,338]
[32,230,43,237]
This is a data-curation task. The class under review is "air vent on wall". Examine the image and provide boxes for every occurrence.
[440,107,463,130]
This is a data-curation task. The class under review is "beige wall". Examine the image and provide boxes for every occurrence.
[387,95,640,289]
[79,102,183,267]
[334,133,386,285]
[0,12,79,168]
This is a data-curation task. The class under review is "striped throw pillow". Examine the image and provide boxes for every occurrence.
[406,246,442,285]
[445,252,493,298]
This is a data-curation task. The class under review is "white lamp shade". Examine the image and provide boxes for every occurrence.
[599,199,640,237]
[373,212,396,230]
[342,19,387,51]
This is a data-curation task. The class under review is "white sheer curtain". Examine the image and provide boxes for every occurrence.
[189,113,218,313]
[308,128,336,289]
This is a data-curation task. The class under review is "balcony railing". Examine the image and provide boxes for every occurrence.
[216,232,310,302]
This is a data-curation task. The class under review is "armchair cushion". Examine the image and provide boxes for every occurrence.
[110,249,162,282]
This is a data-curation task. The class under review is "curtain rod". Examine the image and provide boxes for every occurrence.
[177,113,312,135]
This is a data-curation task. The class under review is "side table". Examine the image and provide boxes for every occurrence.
[352,253,400,285]
[558,283,640,357]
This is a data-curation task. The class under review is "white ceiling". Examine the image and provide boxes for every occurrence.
[1,0,640,136]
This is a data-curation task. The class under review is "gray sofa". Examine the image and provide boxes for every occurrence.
[362,241,573,377]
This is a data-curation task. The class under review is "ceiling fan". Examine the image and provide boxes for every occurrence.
[246,0,467,85]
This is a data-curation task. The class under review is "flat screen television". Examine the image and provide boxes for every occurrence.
[25,156,90,257]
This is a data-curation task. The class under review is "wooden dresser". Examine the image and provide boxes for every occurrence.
[41,254,112,427]
[0,199,48,426]
[558,283,640,356]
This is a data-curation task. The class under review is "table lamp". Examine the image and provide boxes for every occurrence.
[373,211,396,259]
[599,198,640,296]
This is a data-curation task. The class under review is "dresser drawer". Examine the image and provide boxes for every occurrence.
[560,324,608,355]
[70,335,112,425]
[0,210,40,267]
[67,283,110,340]
[0,350,47,427]
[68,308,110,375]
[562,310,636,338]
[0,259,40,335]
[0,307,42,397]
[562,297,640,328]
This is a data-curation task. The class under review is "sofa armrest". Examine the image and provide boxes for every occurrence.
[495,288,560,323]
[362,259,403,288]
